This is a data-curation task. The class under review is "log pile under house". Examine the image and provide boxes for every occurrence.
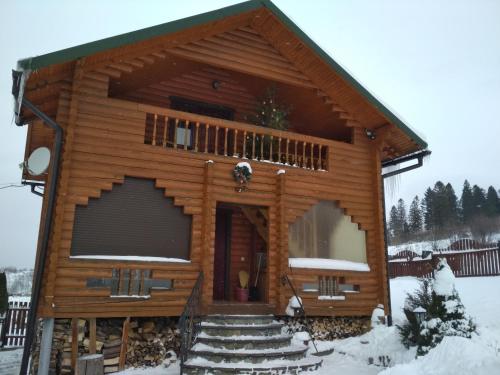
[11,1,429,373]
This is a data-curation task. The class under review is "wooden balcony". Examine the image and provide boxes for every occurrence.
[138,104,332,171]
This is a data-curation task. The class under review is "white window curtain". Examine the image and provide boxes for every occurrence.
[288,201,367,263]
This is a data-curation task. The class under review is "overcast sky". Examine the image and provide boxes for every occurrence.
[1,0,499,268]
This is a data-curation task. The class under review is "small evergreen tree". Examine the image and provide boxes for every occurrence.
[397,278,432,348]
[0,272,8,314]
[408,196,423,234]
[418,259,476,355]
[245,85,291,159]
[398,259,476,356]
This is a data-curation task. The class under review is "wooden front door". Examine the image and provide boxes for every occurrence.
[213,210,231,300]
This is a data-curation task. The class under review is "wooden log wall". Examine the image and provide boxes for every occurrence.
[30,62,388,319]
[119,67,258,123]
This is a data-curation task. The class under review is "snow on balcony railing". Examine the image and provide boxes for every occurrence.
[139,104,330,171]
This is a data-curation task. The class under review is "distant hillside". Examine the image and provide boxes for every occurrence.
[0,268,33,296]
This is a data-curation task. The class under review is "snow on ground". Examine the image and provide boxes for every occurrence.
[1,277,499,374]
[0,348,22,374]
[116,276,499,374]
[379,335,500,375]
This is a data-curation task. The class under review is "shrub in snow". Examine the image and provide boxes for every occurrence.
[397,278,432,349]
[398,258,476,356]
[417,259,476,355]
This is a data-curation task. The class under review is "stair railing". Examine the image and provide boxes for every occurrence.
[281,274,319,354]
[179,271,204,373]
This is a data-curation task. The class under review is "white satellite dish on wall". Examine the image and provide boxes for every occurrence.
[26,147,51,176]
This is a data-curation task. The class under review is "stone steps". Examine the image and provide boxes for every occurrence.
[190,342,308,363]
[184,314,322,374]
[196,332,292,350]
[200,322,284,337]
[203,314,275,325]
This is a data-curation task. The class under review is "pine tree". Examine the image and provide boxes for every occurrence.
[417,259,476,355]
[0,272,8,314]
[422,187,434,231]
[471,185,486,217]
[460,180,474,224]
[444,183,459,227]
[397,198,408,241]
[389,205,400,241]
[484,186,499,217]
[432,181,448,230]
[408,196,423,234]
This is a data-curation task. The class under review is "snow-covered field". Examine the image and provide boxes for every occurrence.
[388,233,500,256]
[1,276,499,375]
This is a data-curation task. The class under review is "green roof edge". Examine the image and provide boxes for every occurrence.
[17,0,263,71]
[17,0,427,149]
[259,0,428,149]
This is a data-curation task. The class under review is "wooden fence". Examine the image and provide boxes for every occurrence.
[388,246,500,279]
[0,297,31,348]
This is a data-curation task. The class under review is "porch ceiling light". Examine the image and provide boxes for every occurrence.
[212,80,221,90]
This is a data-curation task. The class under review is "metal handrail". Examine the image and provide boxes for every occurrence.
[281,274,319,354]
[178,272,204,374]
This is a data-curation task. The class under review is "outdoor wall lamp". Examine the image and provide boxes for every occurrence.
[365,128,376,140]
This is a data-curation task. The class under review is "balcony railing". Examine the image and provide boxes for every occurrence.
[138,104,330,171]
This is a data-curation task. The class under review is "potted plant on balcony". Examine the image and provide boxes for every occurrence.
[245,86,291,161]
[235,270,250,302]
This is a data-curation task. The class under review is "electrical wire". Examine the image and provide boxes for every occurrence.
[0,184,25,189]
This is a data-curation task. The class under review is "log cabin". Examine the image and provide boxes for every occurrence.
[12,0,430,373]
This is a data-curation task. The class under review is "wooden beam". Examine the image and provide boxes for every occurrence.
[240,207,268,243]
[89,318,97,354]
[118,317,130,371]
[71,317,78,371]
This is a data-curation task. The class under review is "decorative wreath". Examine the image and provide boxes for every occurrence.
[233,162,252,185]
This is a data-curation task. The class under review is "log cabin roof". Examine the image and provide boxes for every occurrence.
[16,0,428,157]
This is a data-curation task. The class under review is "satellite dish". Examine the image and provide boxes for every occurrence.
[26,147,51,176]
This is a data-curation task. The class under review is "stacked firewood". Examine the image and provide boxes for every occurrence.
[281,316,370,340]
[95,318,123,373]
[126,318,180,369]
[30,317,180,374]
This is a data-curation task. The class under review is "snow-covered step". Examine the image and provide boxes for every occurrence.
[196,332,292,350]
[189,342,308,364]
[203,314,275,325]
[200,321,284,337]
[183,355,323,375]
